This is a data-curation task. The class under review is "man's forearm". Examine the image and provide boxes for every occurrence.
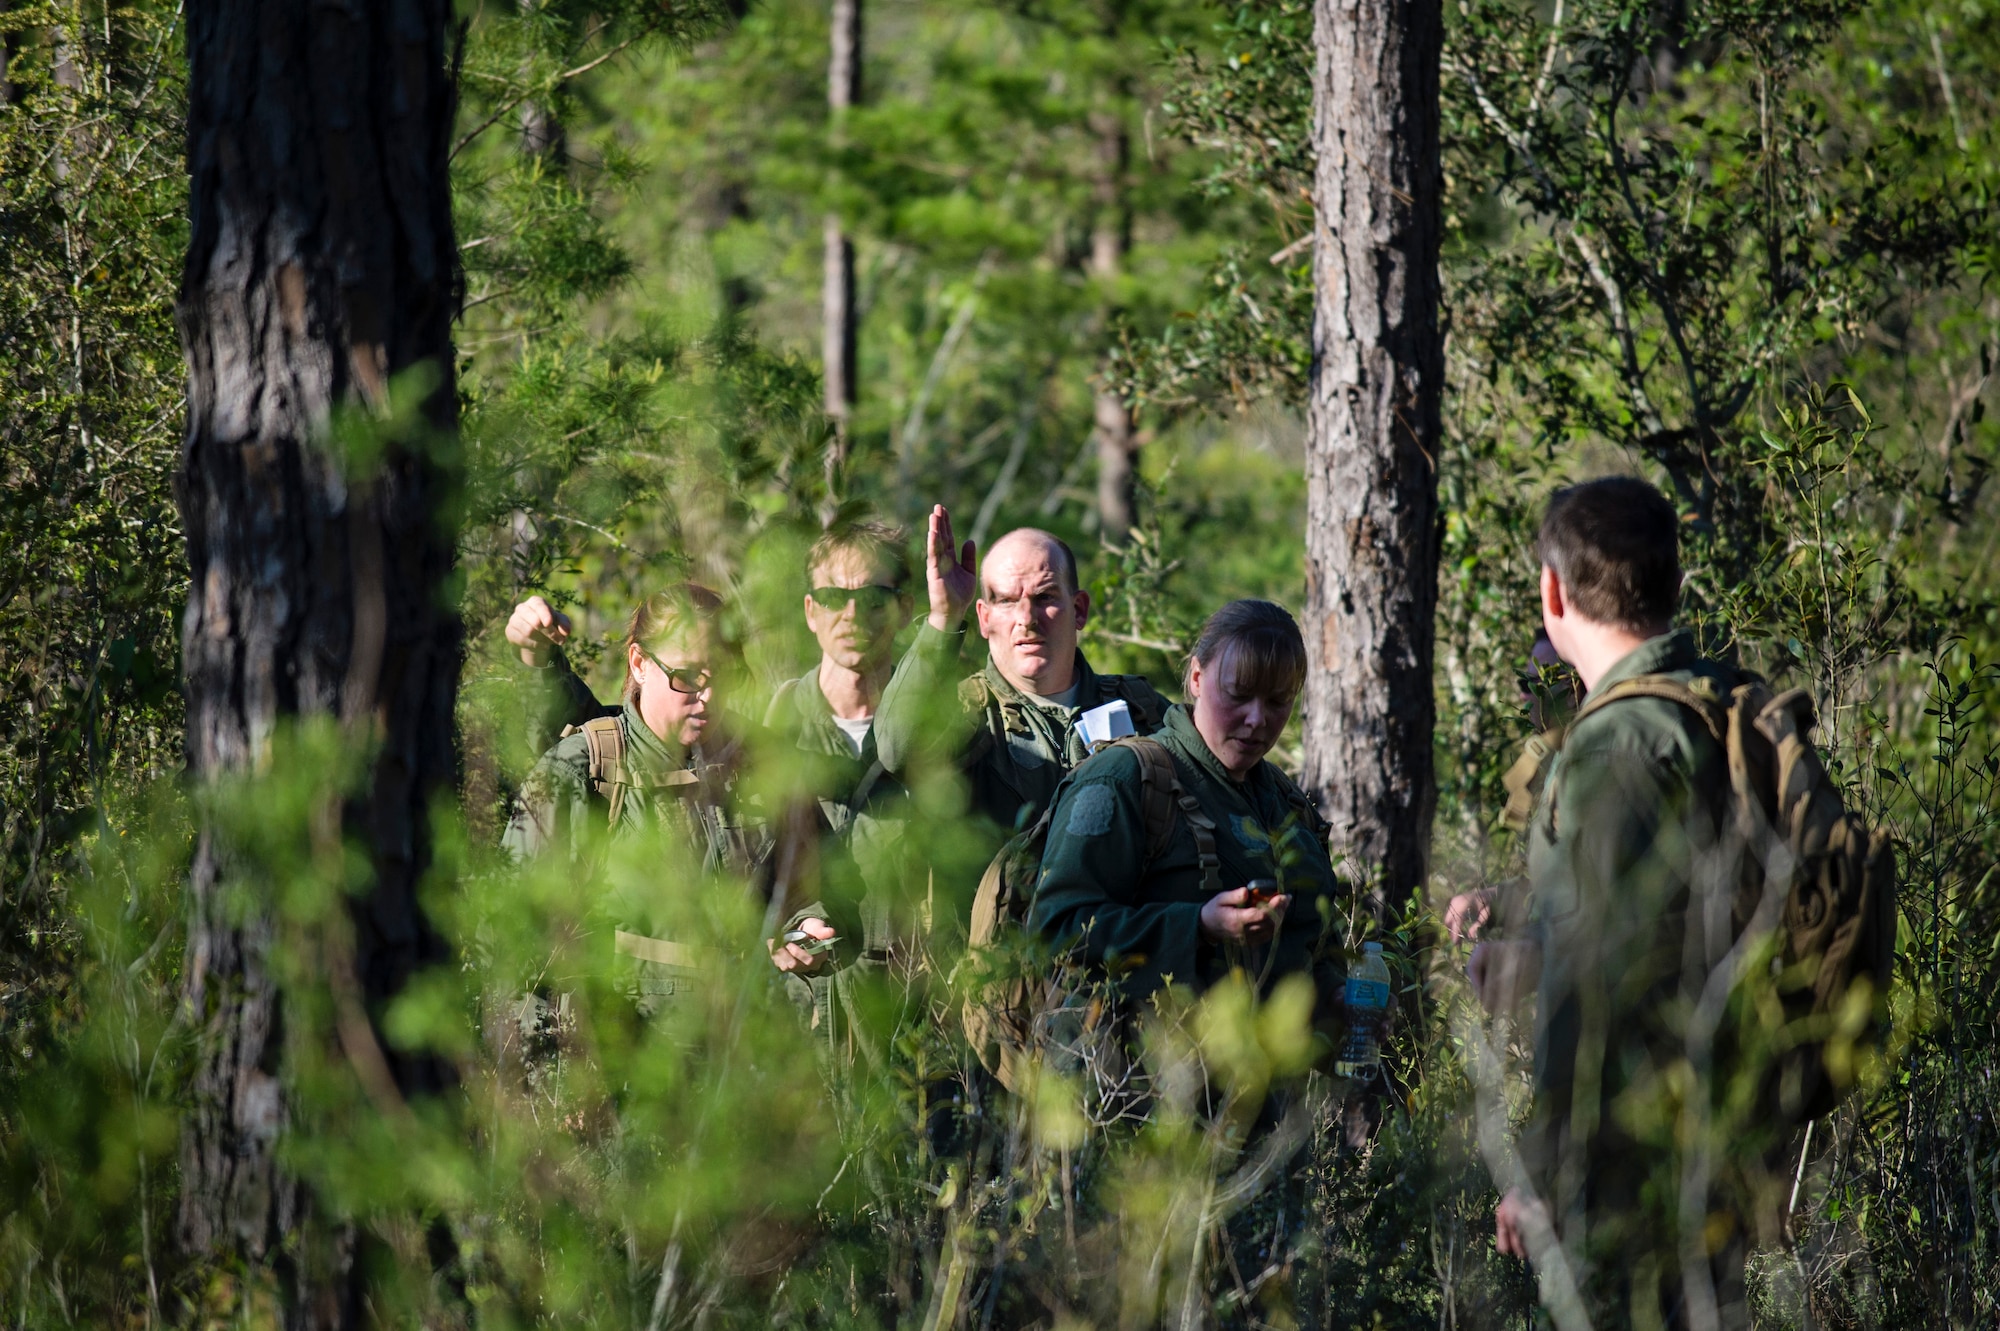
[872,624,969,775]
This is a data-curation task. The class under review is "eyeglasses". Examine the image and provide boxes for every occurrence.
[639,648,713,696]
[809,584,902,614]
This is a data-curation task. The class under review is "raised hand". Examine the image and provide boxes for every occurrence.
[926,504,979,632]
[506,595,572,667]
[1199,885,1289,946]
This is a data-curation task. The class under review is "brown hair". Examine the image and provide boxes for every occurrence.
[623,582,723,704]
[1184,599,1307,700]
[807,519,912,589]
[1536,477,1681,632]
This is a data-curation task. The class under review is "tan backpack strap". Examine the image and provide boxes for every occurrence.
[1500,730,1562,833]
[579,715,628,826]
[1117,737,1180,860]
[1112,736,1222,892]
[1570,675,1729,744]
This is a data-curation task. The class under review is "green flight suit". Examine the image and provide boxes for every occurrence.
[1027,705,1343,1005]
[765,671,911,1066]
[503,702,767,1012]
[873,623,1170,837]
[1522,628,1752,1328]
[518,650,617,757]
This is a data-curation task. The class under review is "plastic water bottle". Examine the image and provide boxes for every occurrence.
[1335,942,1392,1080]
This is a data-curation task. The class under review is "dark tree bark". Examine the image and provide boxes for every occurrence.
[1089,108,1137,543]
[0,2,16,107]
[1302,0,1443,913]
[822,0,861,482]
[174,2,462,1324]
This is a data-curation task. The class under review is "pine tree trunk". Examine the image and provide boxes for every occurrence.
[823,0,861,480]
[1302,0,1443,913]
[174,2,461,1323]
[1089,109,1136,543]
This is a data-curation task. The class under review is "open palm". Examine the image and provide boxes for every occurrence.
[927,504,979,631]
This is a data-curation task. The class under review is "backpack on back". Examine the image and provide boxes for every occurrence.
[563,714,707,827]
[962,735,1220,1092]
[1505,674,1898,1124]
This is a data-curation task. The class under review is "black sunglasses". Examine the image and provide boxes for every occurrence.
[639,648,713,696]
[809,584,902,614]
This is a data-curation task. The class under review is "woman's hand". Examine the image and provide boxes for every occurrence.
[770,918,837,975]
[1199,887,1288,946]
[506,595,572,667]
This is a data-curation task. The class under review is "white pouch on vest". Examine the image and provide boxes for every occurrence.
[1075,698,1136,747]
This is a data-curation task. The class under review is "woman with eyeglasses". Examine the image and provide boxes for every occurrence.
[504,583,768,1011]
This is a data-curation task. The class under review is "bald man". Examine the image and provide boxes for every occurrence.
[872,506,1170,839]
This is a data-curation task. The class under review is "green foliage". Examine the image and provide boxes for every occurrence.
[1,0,1997,1325]
[0,0,187,1121]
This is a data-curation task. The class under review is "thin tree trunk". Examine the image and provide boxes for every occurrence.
[0,1,17,106]
[175,2,462,1325]
[517,0,566,160]
[823,0,861,485]
[1089,109,1136,543]
[1302,0,1443,914]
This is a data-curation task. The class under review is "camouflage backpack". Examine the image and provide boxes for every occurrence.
[962,736,1222,1093]
[1503,675,1898,1123]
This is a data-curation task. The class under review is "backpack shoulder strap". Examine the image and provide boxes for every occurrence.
[1501,728,1565,833]
[1115,736,1223,896]
[1117,736,1180,859]
[1499,674,1730,834]
[575,714,628,826]
[1571,674,1729,744]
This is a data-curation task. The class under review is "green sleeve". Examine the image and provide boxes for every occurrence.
[1027,751,1206,995]
[522,650,615,758]
[873,623,975,777]
[501,743,594,863]
[1522,731,1687,1185]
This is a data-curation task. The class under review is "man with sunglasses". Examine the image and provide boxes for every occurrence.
[765,522,914,977]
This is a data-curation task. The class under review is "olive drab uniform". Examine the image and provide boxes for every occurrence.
[872,623,1171,839]
[1518,628,1752,1327]
[1027,704,1345,1284]
[503,693,768,1015]
[519,650,618,754]
[1028,705,1342,1005]
[765,671,910,1065]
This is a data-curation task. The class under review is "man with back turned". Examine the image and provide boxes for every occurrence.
[1494,476,1756,1330]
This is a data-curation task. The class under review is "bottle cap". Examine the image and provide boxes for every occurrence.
[1363,941,1384,953]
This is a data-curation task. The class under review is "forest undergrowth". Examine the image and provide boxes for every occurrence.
[1,0,1997,1326]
